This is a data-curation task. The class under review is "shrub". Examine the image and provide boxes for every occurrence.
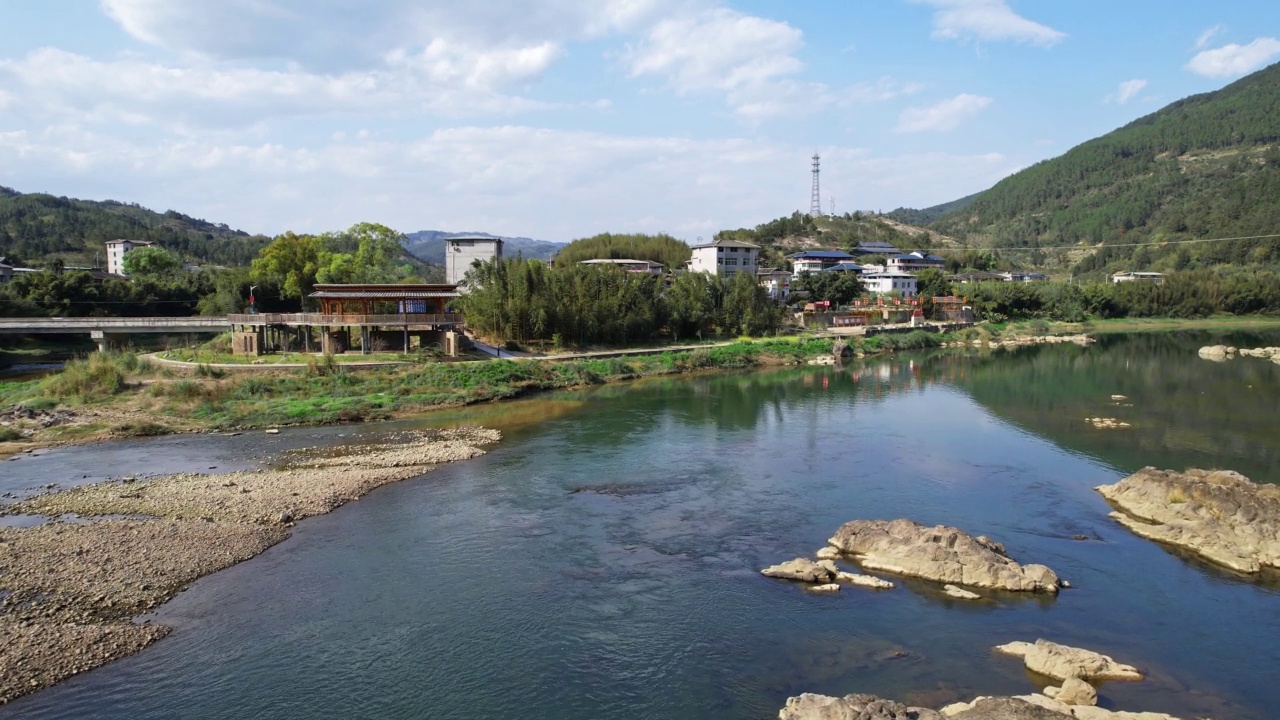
[305,353,342,378]
[39,353,126,402]
[504,340,523,352]
[0,427,22,442]
[195,363,226,379]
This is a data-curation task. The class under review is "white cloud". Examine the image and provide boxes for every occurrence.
[625,7,817,116]
[1194,25,1223,51]
[1187,37,1280,78]
[841,77,926,105]
[1111,78,1147,104]
[0,47,560,127]
[896,93,992,133]
[0,124,1022,239]
[100,0,693,71]
[911,0,1065,47]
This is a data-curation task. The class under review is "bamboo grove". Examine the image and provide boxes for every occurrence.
[456,258,781,346]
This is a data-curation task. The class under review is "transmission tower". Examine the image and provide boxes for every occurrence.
[809,153,822,217]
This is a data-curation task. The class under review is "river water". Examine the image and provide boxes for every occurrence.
[3,330,1279,719]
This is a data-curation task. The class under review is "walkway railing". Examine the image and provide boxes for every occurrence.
[226,313,463,326]
[0,317,230,331]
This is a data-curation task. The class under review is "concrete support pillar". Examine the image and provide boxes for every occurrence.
[360,326,371,355]
[90,329,111,352]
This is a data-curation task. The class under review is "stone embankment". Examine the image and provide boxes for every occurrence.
[825,519,1062,595]
[1197,345,1280,363]
[1095,467,1280,574]
[0,427,500,705]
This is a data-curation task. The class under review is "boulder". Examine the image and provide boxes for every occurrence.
[1196,345,1231,361]
[762,558,837,583]
[943,697,1073,719]
[778,692,943,720]
[808,583,841,593]
[943,584,982,600]
[827,519,1060,594]
[836,571,895,589]
[816,546,842,560]
[1044,678,1097,707]
[1095,467,1280,574]
[993,639,1142,682]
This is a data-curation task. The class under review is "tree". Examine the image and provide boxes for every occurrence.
[316,222,413,285]
[121,246,183,277]
[666,272,716,340]
[251,231,325,300]
[799,271,863,306]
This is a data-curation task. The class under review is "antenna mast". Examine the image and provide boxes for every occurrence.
[810,153,822,217]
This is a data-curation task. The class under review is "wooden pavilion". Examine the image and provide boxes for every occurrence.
[228,284,464,356]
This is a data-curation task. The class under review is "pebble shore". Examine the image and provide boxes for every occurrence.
[0,427,500,705]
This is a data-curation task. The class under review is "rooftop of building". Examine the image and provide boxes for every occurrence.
[787,250,855,260]
[690,238,760,249]
[309,283,460,299]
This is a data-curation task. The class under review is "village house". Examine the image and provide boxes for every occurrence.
[861,271,919,297]
[886,251,946,273]
[446,236,504,285]
[756,268,792,300]
[689,238,759,277]
[850,241,903,256]
[786,250,856,278]
[578,258,664,274]
[1111,271,1164,284]
[105,239,154,277]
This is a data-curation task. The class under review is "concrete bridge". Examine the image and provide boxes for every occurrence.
[0,317,231,350]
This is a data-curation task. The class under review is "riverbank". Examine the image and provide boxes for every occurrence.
[0,427,500,705]
[0,335,950,456]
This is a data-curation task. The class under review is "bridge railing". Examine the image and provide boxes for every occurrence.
[0,317,230,329]
[226,313,464,326]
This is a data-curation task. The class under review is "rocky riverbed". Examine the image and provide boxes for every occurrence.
[0,427,500,705]
[1095,467,1280,574]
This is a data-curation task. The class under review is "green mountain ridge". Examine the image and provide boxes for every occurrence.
[922,61,1280,277]
[0,186,272,269]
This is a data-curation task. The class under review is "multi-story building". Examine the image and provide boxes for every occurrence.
[756,268,792,300]
[861,271,919,297]
[446,236,504,286]
[689,238,760,277]
[886,251,946,273]
[105,239,155,277]
[787,250,857,278]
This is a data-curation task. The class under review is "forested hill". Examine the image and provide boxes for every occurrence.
[0,187,270,268]
[927,61,1280,276]
[404,230,562,264]
[886,192,983,227]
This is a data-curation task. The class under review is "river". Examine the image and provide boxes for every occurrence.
[2,329,1278,719]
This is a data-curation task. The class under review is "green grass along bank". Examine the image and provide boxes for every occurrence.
[0,334,947,448]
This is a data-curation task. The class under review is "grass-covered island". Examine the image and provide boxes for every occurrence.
[0,332,955,453]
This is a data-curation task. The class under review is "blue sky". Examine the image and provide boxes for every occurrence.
[1,1,1278,242]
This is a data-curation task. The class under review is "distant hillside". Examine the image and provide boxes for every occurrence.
[0,186,271,268]
[552,233,691,269]
[404,230,563,264]
[886,192,983,227]
[929,61,1280,277]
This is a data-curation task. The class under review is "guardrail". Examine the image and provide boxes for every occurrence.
[226,313,463,326]
[0,317,231,330]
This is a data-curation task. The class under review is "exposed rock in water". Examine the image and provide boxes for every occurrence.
[1199,344,1278,361]
[1043,678,1097,707]
[778,692,943,719]
[1085,418,1130,430]
[827,519,1061,594]
[942,584,982,600]
[779,692,1185,719]
[761,558,837,583]
[816,546,841,560]
[1095,467,1280,574]
[993,639,1143,682]
[836,571,895,589]
[807,583,840,593]
[1196,345,1234,361]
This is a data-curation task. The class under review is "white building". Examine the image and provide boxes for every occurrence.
[689,238,760,277]
[578,258,664,274]
[787,250,856,278]
[446,236,504,285]
[861,271,918,297]
[1111,271,1164,284]
[757,268,791,300]
[886,251,945,273]
[105,239,154,277]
